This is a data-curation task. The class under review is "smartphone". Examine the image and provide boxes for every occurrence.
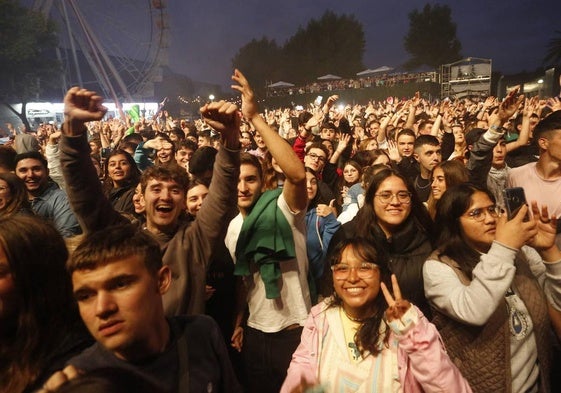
[502,187,529,221]
[314,95,323,107]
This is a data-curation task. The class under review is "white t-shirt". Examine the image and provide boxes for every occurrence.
[507,162,561,218]
[225,193,311,333]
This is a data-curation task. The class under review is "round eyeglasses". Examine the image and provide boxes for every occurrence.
[375,191,412,205]
[306,152,326,163]
[331,262,378,279]
[464,205,500,222]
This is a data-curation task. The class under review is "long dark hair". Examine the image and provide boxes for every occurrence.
[353,168,434,242]
[0,172,31,216]
[328,238,391,356]
[434,183,495,279]
[0,215,81,392]
[426,160,470,219]
[102,149,141,192]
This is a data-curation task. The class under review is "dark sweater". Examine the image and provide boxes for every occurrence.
[69,316,242,393]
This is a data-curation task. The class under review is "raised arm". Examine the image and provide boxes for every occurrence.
[232,69,307,213]
[60,87,125,231]
[405,92,420,130]
[62,87,108,134]
[506,97,533,153]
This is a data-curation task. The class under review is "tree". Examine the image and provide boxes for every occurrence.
[231,10,365,88]
[232,37,282,94]
[403,3,462,70]
[544,30,561,66]
[282,10,365,84]
[0,0,60,130]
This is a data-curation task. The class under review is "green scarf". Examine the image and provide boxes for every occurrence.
[234,189,295,299]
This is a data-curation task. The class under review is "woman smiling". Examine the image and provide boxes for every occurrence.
[281,238,471,393]
[326,168,434,316]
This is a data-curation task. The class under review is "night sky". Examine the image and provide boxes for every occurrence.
[22,0,561,89]
[167,0,561,88]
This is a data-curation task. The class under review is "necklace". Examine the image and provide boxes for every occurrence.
[415,175,430,189]
[342,307,366,323]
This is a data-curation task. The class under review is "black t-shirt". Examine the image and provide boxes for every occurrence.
[413,175,431,202]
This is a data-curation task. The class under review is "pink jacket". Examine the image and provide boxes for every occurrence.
[281,301,472,393]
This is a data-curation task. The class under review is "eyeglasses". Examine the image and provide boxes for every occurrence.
[0,185,9,193]
[375,191,412,205]
[331,262,378,279]
[464,205,500,222]
[306,152,326,163]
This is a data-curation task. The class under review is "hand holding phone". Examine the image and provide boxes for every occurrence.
[503,187,529,221]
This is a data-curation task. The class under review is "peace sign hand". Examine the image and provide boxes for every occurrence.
[381,274,411,322]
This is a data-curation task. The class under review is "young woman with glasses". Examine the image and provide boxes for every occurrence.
[424,183,561,392]
[325,168,434,317]
[281,238,471,393]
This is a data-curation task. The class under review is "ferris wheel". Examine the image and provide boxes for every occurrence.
[32,0,169,103]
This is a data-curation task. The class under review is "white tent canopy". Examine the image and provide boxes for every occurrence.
[317,74,342,80]
[356,66,394,76]
[267,81,294,88]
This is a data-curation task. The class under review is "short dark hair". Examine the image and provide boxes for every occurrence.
[68,224,163,275]
[305,142,329,158]
[122,133,144,145]
[176,139,198,152]
[240,152,263,181]
[118,140,139,153]
[0,145,17,171]
[321,122,337,132]
[396,128,416,140]
[534,110,561,143]
[14,151,47,169]
[298,111,313,126]
[169,127,185,141]
[198,129,211,139]
[418,120,433,131]
[188,146,217,176]
[413,134,439,151]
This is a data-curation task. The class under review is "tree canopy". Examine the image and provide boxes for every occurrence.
[282,11,365,84]
[232,10,365,92]
[0,0,60,128]
[403,3,462,70]
[231,37,282,91]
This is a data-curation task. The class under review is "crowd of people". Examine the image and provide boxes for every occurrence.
[266,71,439,97]
[1,69,561,393]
